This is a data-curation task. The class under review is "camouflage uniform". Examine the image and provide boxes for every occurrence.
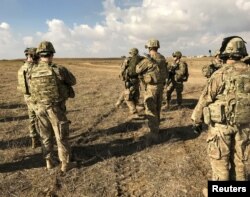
[202,50,223,79]
[17,48,39,148]
[116,48,143,115]
[136,39,168,135]
[166,51,188,108]
[30,41,76,172]
[192,36,250,181]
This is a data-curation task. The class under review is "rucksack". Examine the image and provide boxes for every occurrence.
[181,62,189,82]
[126,55,143,78]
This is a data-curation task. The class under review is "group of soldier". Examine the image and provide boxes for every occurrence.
[115,36,250,196]
[116,39,189,141]
[17,36,250,196]
[17,41,77,172]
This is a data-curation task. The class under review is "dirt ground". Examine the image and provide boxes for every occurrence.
[0,58,249,197]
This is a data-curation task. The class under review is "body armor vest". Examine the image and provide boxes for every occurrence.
[30,63,60,104]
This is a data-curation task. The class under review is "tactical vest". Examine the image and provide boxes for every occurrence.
[203,62,250,125]
[152,53,168,84]
[30,63,60,104]
[223,63,250,124]
[17,63,30,94]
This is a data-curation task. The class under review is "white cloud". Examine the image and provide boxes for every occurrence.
[0,22,10,30]
[1,0,250,59]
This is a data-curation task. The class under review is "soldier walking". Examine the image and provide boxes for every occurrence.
[29,41,76,172]
[115,48,143,118]
[17,47,40,148]
[191,36,250,196]
[136,39,168,142]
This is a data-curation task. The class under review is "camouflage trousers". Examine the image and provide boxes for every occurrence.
[34,102,71,163]
[144,83,164,133]
[116,82,140,114]
[166,81,183,105]
[207,123,250,181]
[24,95,38,138]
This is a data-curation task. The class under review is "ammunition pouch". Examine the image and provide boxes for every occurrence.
[143,72,159,85]
[203,100,226,125]
[59,121,70,140]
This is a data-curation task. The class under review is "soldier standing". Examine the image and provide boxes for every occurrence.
[136,39,168,141]
[29,41,76,172]
[115,48,143,118]
[202,50,223,79]
[163,51,189,109]
[17,47,40,148]
[191,36,250,195]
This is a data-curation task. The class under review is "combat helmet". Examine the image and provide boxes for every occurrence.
[129,48,139,56]
[172,51,182,58]
[220,36,248,59]
[36,41,56,55]
[145,39,160,49]
[24,47,30,55]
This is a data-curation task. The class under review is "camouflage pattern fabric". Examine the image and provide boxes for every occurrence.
[117,55,142,114]
[34,102,71,163]
[191,61,250,181]
[30,61,76,164]
[166,61,187,105]
[17,62,38,138]
[136,52,167,133]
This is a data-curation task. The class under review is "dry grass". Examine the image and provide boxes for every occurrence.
[0,57,249,197]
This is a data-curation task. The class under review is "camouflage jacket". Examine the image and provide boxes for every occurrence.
[17,61,35,95]
[191,61,249,124]
[168,61,188,83]
[136,52,168,85]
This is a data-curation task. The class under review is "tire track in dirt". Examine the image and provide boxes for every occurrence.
[114,156,152,197]
[175,109,209,179]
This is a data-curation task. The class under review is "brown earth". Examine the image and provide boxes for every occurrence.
[0,58,249,197]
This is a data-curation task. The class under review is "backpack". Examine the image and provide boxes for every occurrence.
[180,62,189,82]
[126,55,143,78]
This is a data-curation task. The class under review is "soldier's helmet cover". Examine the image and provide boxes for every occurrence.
[172,51,182,58]
[145,39,160,49]
[24,47,30,55]
[220,36,248,59]
[129,48,139,56]
[36,41,56,55]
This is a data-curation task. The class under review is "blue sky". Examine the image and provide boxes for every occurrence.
[0,0,250,59]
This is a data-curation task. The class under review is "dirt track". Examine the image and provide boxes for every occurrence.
[0,58,249,197]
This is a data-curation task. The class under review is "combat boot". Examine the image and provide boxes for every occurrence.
[61,162,77,172]
[46,159,54,170]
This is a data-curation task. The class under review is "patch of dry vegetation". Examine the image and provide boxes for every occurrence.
[0,58,249,197]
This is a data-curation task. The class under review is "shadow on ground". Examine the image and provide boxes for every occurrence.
[71,121,198,168]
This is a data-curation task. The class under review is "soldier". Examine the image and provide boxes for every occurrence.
[17,47,40,148]
[202,50,223,79]
[115,48,143,118]
[136,39,168,141]
[191,36,250,195]
[163,51,189,109]
[29,41,76,172]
